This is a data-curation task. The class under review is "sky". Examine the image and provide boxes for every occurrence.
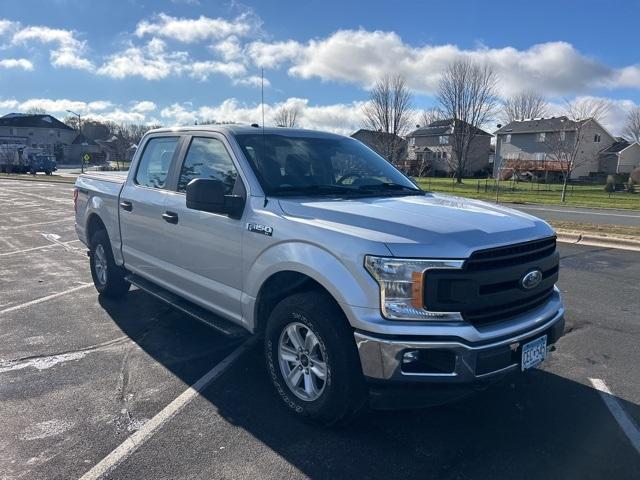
[0,0,639,135]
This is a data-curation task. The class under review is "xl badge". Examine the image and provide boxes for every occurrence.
[248,223,273,236]
[520,269,543,290]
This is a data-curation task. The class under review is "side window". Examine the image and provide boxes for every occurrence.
[177,137,238,193]
[135,137,179,189]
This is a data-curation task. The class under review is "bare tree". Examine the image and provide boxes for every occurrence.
[64,115,81,130]
[501,90,548,123]
[437,59,498,182]
[25,107,47,115]
[362,74,413,164]
[623,105,640,143]
[545,98,611,202]
[273,105,301,127]
[418,108,445,128]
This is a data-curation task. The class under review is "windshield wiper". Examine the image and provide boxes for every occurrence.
[355,182,425,195]
[272,185,368,196]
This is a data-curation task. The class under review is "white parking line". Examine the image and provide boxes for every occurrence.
[0,283,93,315]
[0,239,80,257]
[589,378,640,454]
[79,337,255,480]
[0,218,74,230]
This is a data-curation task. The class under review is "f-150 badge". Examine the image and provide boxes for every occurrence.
[248,223,273,236]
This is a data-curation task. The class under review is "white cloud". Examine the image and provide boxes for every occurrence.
[12,25,93,71]
[87,100,113,111]
[234,75,269,88]
[97,38,188,80]
[0,99,19,109]
[248,30,640,96]
[189,60,246,81]
[0,58,33,70]
[135,13,253,43]
[0,19,17,36]
[213,35,243,61]
[131,100,157,113]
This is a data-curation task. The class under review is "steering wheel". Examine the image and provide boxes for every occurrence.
[336,172,363,185]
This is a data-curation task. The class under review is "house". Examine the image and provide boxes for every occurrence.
[404,119,492,176]
[351,129,408,167]
[0,113,76,159]
[0,113,105,164]
[493,116,639,180]
[598,139,640,174]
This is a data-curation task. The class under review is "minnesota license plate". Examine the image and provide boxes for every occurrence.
[521,335,547,371]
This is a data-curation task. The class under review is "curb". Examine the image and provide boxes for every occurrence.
[556,229,640,252]
[0,175,76,185]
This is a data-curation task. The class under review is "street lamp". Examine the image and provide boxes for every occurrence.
[66,109,83,173]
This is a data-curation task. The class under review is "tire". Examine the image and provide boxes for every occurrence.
[265,291,367,426]
[89,229,130,298]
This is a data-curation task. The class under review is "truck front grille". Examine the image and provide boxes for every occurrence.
[424,237,559,327]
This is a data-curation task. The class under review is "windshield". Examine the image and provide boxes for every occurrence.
[235,133,423,197]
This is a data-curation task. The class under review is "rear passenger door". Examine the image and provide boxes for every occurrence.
[162,134,246,324]
[119,135,182,286]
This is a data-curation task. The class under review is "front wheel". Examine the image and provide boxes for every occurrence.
[89,229,130,298]
[265,291,367,426]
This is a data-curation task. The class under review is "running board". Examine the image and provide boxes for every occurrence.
[125,273,248,338]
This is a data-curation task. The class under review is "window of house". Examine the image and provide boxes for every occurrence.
[537,132,546,142]
[442,151,447,159]
[504,134,511,143]
[135,136,179,189]
[29,130,34,136]
[177,137,238,193]
[560,131,566,141]
[409,137,415,146]
[439,135,448,145]
[535,152,545,161]
[10,128,17,136]
[594,134,601,143]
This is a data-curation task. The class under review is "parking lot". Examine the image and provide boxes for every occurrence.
[1,178,639,480]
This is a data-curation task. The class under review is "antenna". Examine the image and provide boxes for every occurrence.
[260,68,268,208]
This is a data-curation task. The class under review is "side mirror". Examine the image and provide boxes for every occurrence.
[186,178,245,218]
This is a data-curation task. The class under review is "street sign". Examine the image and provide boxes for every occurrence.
[83,153,91,163]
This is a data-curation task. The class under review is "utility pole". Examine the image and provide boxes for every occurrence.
[67,109,83,173]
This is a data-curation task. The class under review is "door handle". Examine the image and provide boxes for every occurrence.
[162,211,179,224]
[120,201,133,212]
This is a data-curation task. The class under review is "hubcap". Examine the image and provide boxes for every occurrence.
[94,244,108,286]
[278,322,327,401]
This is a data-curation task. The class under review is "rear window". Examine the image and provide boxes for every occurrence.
[135,137,179,189]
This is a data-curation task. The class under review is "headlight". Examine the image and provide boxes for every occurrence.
[364,256,464,321]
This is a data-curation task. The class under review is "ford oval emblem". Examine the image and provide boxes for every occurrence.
[521,269,543,290]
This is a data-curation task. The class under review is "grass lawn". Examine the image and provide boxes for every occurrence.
[415,177,640,210]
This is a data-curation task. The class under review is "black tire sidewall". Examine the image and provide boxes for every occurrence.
[89,230,129,297]
[265,292,365,425]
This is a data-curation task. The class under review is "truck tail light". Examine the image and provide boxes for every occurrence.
[73,187,78,213]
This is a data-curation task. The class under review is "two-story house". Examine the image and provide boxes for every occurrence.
[404,119,492,176]
[493,116,640,180]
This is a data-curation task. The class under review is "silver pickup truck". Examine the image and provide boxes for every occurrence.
[74,125,564,425]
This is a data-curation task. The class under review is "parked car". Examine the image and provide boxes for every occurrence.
[74,126,565,425]
[28,153,57,175]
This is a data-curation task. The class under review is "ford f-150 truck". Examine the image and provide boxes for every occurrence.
[74,125,564,425]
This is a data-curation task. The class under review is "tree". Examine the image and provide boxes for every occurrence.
[64,115,81,131]
[501,90,548,123]
[436,59,498,182]
[545,98,611,202]
[418,108,445,128]
[362,74,413,164]
[623,105,640,143]
[273,105,300,127]
[25,107,47,115]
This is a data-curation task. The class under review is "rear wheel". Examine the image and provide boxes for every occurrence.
[89,229,130,298]
[265,291,367,426]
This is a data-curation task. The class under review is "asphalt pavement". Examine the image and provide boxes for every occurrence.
[1,179,639,480]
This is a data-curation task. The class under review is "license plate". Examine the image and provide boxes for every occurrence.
[521,335,547,371]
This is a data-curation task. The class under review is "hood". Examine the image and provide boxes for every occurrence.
[278,193,554,258]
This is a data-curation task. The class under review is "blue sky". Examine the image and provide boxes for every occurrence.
[0,0,639,133]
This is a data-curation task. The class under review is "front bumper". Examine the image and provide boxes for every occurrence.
[354,293,565,383]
